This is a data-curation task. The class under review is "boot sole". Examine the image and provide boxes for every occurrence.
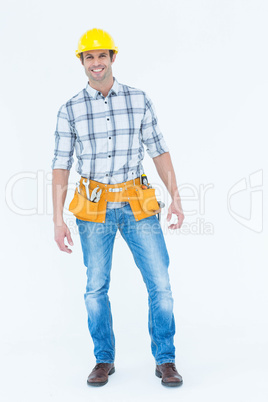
[155,368,183,387]
[87,366,115,387]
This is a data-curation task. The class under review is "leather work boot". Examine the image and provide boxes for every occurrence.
[155,362,183,387]
[87,362,115,387]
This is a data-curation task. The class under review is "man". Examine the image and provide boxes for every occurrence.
[52,28,184,387]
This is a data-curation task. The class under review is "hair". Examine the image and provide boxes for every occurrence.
[80,49,114,64]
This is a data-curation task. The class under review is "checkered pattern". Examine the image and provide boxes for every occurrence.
[51,76,169,208]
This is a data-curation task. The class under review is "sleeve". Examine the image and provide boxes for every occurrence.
[51,104,76,170]
[140,94,169,158]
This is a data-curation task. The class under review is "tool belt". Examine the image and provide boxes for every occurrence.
[68,176,161,223]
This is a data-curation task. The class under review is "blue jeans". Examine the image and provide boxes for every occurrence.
[76,203,176,365]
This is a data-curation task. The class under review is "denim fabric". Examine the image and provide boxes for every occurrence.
[76,203,176,365]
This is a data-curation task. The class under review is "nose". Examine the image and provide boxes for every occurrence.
[91,57,102,65]
[91,63,103,69]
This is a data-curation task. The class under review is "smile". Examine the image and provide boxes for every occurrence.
[91,68,104,73]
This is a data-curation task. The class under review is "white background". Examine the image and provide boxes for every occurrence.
[1,0,268,401]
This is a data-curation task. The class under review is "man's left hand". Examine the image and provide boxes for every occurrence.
[167,197,184,230]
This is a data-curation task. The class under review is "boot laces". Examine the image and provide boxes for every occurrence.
[163,362,176,371]
[94,363,108,370]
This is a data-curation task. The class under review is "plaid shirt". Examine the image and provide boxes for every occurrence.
[51,76,169,208]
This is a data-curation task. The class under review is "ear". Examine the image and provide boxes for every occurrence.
[111,53,116,65]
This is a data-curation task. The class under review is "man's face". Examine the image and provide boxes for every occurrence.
[81,49,116,83]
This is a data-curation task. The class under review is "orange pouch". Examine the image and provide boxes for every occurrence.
[136,187,161,214]
[68,188,99,221]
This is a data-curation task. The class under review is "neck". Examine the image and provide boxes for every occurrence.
[88,75,114,98]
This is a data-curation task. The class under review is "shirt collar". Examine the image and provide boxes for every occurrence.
[85,76,119,99]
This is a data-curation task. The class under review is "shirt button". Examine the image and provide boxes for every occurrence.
[107,118,110,121]
[109,137,111,139]
[108,155,111,158]
[106,174,108,176]
[105,101,107,104]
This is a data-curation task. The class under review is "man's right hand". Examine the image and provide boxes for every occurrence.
[54,221,74,254]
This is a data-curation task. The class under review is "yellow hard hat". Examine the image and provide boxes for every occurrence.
[75,28,118,58]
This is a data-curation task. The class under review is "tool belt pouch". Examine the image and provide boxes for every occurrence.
[138,187,160,214]
[68,188,99,221]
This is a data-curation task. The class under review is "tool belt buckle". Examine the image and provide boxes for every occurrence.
[109,187,123,192]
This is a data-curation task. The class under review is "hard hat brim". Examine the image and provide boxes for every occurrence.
[75,46,118,58]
